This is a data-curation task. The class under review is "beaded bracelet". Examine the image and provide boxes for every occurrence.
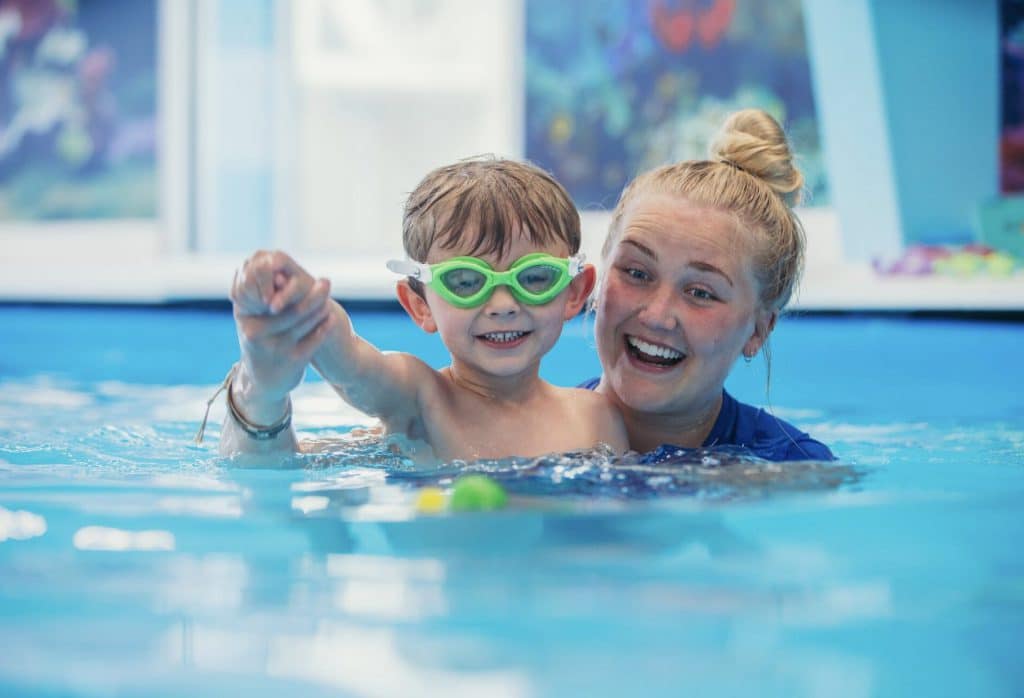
[194,363,292,444]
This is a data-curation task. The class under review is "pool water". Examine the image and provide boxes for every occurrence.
[1,306,1022,697]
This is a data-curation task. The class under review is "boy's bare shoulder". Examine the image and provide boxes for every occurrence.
[367,350,445,416]
[552,384,624,426]
[373,351,448,439]
[378,350,437,383]
[551,385,628,452]
[552,384,615,407]
[378,352,476,414]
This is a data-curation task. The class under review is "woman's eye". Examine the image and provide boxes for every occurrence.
[620,266,650,282]
[687,287,717,302]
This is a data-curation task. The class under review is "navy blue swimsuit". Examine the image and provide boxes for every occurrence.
[579,378,834,462]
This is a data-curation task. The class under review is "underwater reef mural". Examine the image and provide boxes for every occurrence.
[0,0,157,221]
[525,0,826,209]
[1002,0,1024,193]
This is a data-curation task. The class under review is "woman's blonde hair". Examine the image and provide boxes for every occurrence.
[602,109,806,312]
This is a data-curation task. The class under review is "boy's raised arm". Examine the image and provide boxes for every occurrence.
[220,249,424,457]
[254,251,425,424]
[311,301,426,423]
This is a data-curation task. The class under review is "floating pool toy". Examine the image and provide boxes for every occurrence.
[414,476,509,514]
[415,487,447,514]
[450,475,508,512]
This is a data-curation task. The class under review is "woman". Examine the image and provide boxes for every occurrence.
[583,108,832,461]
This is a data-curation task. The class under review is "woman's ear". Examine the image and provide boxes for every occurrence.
[396,280,438,333]
[743,308,777,357]
[562,264,597,320]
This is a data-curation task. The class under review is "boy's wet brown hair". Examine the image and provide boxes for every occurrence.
[402,156,581,290]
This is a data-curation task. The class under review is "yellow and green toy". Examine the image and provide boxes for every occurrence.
[414,474,508,514]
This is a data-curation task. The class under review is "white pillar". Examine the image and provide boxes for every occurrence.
[803,0,998,261]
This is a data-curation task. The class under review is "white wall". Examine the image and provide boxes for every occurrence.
[290,0,522,262]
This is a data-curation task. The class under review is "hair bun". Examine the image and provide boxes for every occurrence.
[708,109,804,206]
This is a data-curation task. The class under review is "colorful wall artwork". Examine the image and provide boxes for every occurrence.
[1001,0,1024,193]
[0,0,157,221]
[525,0,826,209]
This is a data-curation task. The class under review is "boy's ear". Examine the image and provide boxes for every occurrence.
[562,264,597,320]
[396,280,438,333]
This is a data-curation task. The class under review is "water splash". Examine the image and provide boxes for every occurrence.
[0,377,863,502]
[311,439,860,502]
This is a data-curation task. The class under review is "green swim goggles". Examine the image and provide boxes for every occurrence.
[386,252,586,309]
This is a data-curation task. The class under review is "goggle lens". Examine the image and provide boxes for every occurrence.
[515,264,561,295]
[440,267,488,298]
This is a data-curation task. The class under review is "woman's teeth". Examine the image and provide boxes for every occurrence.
[481,331,527,343]
[627,335,683,364]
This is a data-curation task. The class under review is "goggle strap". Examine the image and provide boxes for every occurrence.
[386,258,433,283]
[568,253,586,278]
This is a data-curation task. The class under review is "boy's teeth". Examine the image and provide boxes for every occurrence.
[482,331,526,343]
[627,335,683,360]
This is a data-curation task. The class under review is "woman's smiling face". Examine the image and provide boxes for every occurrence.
[594,194,773,416]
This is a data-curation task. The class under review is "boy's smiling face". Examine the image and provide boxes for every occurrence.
[399,228,593,386]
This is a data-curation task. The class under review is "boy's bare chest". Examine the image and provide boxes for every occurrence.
[414,390,593,462]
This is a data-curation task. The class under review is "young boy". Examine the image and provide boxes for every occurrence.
[222,157,627,463]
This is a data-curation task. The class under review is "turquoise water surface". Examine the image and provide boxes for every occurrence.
[1,306,1022,697]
